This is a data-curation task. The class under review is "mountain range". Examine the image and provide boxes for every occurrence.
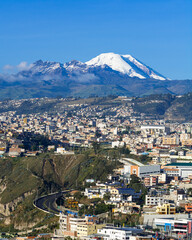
[0,52,191,99]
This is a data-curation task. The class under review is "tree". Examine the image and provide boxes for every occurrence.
[119,145,130,155]
[92,141,100,154]
[139,155,151,164]
[176,206,185,213]
[130,174,140,185]
[95,129,101,138]
[187,188,192,197]
[65,237,73,240]
[129,174,147,205]
[103,192,111,201]
[74,191,83,201]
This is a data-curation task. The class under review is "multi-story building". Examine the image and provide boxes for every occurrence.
[143,176,158,187]
[124,165,161,178]
[58,213,98,238]
[98,227,143,240]
[185,203,192,212]
[77,223,105,238]
[162,135,179,146]
[129,236,153,240]
[140,125,168,137]
[110,188,141,202]
[154,218,192,236]
[163,167,179,177]
[164,162,192,178]
[172,219,192,236]
[84,187,109,199]
[156,203,176,215]
[145,195,164,206]
[158,173,167,184]
[182,139,192,146]
[154,218,175,232]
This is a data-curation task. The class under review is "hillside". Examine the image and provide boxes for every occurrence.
[1,93,192,122]
[133,94,176,117]
[0,151,121,232]
[132,93,192,122]
[164,93,192,122]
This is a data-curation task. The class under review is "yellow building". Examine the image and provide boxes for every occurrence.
[162,136,179,145]
[182,139,192,146]
[23,118,28,124]
[65,199,79,210]
[77,223,106,237]
[156,203,176,215]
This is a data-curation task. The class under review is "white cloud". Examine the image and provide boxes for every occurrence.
[71,73,98,82]
[16,61,33,71]
[3,64,14,71]
[3,61,33,73]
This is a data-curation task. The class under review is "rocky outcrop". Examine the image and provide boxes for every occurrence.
[0,178,6,193]
[0,190,35,217]
[14,220,40,230]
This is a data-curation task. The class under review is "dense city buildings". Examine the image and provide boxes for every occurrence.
[1,97,192,239]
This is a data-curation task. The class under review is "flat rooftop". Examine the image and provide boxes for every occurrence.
[166,162,192,167]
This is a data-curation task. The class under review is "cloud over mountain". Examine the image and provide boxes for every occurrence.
[3,52,191,100]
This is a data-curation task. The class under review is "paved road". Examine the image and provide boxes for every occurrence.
[121,157,144,166]
[34,191,69,215]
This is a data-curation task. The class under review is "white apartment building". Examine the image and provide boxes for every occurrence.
[111,141,125,148]
[57,213,98,238]
[84,187,109,199]
[59,214,86,234]
[98,227,143,240]
[140,125,168,136]
[145,195,164,206]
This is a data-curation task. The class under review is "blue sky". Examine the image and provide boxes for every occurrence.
[0,0,191,79]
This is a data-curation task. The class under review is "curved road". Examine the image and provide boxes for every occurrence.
[34,191,70,215]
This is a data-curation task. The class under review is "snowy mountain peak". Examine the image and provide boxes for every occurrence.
[30,60,65,74]
[86,52,133,74]
[86,52,167,80]
[15,53,168,81]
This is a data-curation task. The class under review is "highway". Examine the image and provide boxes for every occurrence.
[34,191,69,215]
[34,158,143,216]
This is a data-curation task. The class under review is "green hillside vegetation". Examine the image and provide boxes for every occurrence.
[0,150,121,232]
[164,93,192,121]
[132,93,192,122]
[0,96,119,115]
[133,94,176,116]
[2,93,192,122]
[0,153,120,204]
[72,84,131,98]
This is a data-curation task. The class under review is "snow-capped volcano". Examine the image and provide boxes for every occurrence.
[2,52,189,99]
[14,52,168,81]
[86,52,167,80]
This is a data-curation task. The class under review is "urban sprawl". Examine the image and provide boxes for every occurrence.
[1,97,192,240]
